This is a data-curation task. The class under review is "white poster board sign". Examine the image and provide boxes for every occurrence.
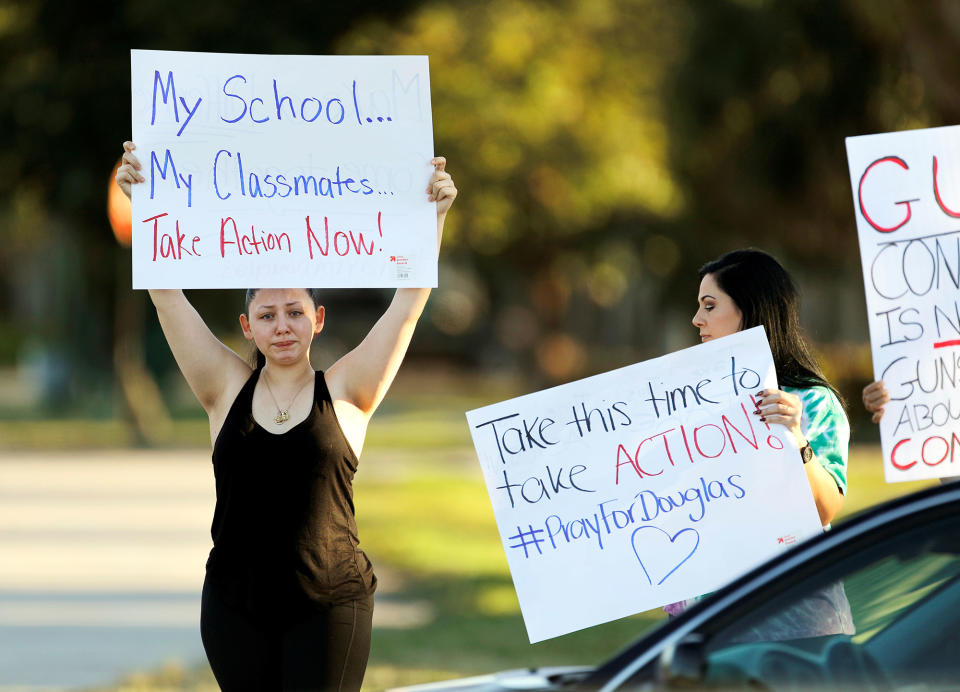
[130,49,435,289]
[846,126,960,482]
[466,327,823,642]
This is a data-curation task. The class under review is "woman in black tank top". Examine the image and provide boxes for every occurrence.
[116,142,457,691]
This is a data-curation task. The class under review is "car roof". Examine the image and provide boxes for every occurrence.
[586,480,960,690]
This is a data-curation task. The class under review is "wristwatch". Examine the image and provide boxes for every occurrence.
[800,443,813,464]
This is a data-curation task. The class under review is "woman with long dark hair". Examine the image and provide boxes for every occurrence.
[692,248,847,524]
[668,248,853,636]
[116,141,457,690]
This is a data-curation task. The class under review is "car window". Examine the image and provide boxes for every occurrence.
[703,514,960,689]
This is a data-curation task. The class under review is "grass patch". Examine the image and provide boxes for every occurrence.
[364,411,472,450]
[356,475,505,577]
[841,444,938,518]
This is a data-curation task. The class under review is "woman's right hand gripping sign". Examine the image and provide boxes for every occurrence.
[862,380,890,424]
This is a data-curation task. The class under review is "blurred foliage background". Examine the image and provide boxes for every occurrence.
[3,1,956,689]
[3,0,958,435]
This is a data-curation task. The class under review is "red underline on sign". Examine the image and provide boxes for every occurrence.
[933,339,960,349]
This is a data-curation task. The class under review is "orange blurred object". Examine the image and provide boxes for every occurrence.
[108,160,132,247]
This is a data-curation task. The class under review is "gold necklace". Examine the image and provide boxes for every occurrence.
[262,370,312,425]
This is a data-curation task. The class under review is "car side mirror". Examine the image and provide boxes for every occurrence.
[657,633,706,686]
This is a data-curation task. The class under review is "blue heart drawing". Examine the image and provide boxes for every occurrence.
[630,525,700,586]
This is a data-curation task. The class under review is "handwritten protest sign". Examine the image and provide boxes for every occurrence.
[846,126,960,482]
[130,50,435,289]
[466,327,823,642]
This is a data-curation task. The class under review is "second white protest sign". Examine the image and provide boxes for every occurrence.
[466,327,823,643]
[845,125,960,482]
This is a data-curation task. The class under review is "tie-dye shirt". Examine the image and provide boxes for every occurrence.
[784,385,849,495]
[664,384,849,617]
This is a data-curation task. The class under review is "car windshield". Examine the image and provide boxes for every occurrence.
[702,512,960,689]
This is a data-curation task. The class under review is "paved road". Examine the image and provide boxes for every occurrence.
[0,449,430,691]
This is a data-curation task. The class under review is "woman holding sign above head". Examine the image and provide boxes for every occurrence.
[669,248,854,637]
[691,249,849,526]
[116,141,456,692]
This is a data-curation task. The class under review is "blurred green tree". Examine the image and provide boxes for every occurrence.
[0,0,420,413]
[664,0,942,265]
[341,0,960,396]
[2,0,958,419]
[339,0,690,381]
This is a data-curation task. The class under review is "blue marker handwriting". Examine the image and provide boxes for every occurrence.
[507,473,745,558]
[149,70,395,137]
[631,525,701,586]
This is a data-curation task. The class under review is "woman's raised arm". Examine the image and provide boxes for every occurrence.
[325,158,457,444]
[116,142,251,420]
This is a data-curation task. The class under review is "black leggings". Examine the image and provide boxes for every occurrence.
[200,576,374,692]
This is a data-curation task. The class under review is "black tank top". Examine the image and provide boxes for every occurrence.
[205,367,376,623]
